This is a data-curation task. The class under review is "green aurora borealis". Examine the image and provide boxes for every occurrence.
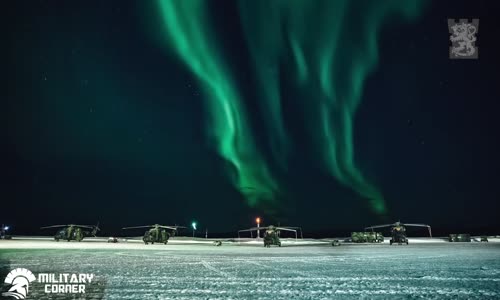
[157,0,425,214]
[157,0,279,207]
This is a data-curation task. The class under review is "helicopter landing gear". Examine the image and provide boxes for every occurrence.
[390,238,408,245]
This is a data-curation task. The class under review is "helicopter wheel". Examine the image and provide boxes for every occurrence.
[55,238,59,242]
[390,240,393,245]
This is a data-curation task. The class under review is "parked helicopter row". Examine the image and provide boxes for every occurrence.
[39,223,184,245]
[34,221,432,247]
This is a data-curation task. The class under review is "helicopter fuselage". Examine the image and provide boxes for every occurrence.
[143,228,171,245]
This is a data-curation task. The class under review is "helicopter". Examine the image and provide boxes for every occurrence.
[238,225,302,247]
[0,224,12,240]
[122,224,185,245]
[40,223,100,242]
[364,221,432,245]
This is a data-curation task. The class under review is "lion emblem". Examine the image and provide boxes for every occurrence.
[449,21,477,57]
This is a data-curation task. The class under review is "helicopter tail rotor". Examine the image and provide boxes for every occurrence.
[92,222,100,236]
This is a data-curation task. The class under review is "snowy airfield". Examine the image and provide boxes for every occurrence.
[1,238,500,299]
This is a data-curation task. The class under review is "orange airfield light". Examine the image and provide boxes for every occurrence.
[256,217,261,238]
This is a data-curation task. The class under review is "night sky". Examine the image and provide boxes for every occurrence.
[3,0,500,236]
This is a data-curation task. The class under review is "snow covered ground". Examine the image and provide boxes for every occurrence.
[1,240,499,299]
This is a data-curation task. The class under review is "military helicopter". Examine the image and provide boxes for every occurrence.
[40,223,100,242]
[238,225,302,247]
[0,224,12,240]
[364,221,432,245]
[122,224,185,245]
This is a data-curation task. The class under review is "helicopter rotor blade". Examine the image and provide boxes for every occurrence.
[402,223,432,237]
[402,223,431,228]
[41,224,95,230]
[40,225,69,229]
[122,226,153,230]
[72,225,95,229]
[123,225,183,230]
[276,227,298,239]
[275,227,297,232]
[279,226,303,238]
[157,225,178,230]
[238,227,267,233]
[364,224,394,231]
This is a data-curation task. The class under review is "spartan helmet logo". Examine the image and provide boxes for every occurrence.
[2,268,36,299]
